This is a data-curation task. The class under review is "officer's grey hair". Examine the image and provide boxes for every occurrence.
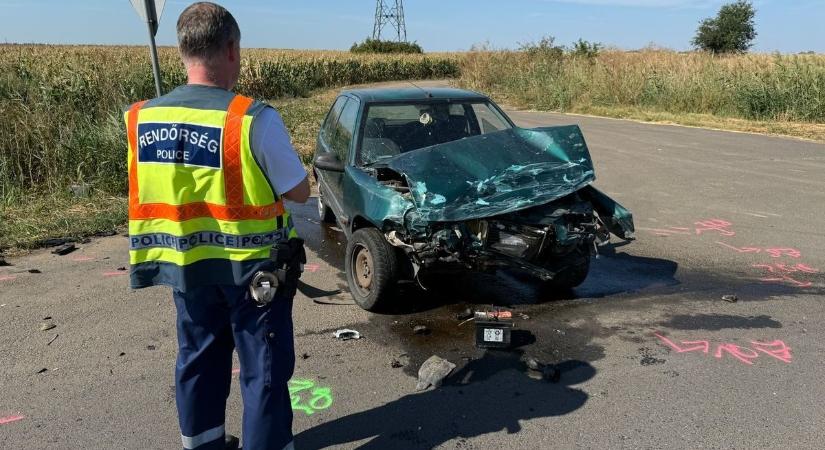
[176,2,240,62]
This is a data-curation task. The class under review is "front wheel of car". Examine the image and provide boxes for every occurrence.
[317,189,336,224]
[541,250,591,291]
[345,227,399,312]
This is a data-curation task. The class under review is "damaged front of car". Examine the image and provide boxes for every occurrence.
[348,124,635,299]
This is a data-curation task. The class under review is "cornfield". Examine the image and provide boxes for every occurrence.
[2,45,824,202]
[0,45,460,199]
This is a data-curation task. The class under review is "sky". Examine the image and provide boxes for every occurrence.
[0,0,822,53]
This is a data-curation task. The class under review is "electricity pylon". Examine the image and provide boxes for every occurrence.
[372,0,407,42]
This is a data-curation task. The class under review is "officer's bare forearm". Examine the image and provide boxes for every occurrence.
[283,176,310,203]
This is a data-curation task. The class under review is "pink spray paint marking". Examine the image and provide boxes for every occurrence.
[654,333,709,354]
[232,368,241,375]
[0,415,25,425]
[716,242,802,259]
[304,264,320,273]
[765,248,803,259]
[0,275,16,282]
[103,271,128,277]
[654,332,792,366]
[72,256,95,262]
[753,263,819,288]
[752,340,793,363]
[640,218,736,238]
[694,219,735,237]
[716,241,763,254]
[714,344,759,365]
[645,218,816,288]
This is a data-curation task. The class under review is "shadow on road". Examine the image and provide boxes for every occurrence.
[295,350,596,449]
[373,248,680,315]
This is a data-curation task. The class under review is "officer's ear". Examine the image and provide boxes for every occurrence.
[227,39,240,63]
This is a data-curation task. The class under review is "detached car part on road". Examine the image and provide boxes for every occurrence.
[313,87,635,311]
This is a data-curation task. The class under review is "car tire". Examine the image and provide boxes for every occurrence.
[345,227,399,312]
[541,250,591,290]
[317,189,336,224]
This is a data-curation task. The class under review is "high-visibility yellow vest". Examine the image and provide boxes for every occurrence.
[124,87,296,290]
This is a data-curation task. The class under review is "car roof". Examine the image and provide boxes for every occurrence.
[341,87,490,104]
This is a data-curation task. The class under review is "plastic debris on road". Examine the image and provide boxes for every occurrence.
[524,356,561,383]
[51,243,76,256]
[413,325,430,335]
[333,329,362,341]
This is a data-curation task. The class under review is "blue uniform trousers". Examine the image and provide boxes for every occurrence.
[173,285,295,450]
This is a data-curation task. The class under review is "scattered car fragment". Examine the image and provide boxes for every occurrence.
[525,356,560,383]
[51,243,77,256]
[313,87,635,311]
[333,329,362,341]
[416,355,456,390]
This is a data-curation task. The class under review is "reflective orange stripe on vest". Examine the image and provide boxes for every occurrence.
[223,95,253,207]
[126,96,285,221]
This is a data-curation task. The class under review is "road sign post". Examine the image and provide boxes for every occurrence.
[130,0,166,97]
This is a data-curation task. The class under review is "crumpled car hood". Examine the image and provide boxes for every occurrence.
[385,126,596,222]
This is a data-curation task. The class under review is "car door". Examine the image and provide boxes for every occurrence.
[315,96,348,219]
[328,97,360,196]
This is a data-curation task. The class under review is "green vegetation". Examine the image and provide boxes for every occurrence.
[0,194,127,252]
[0,45,458,251]
[570,39,602,59]
[693,1,757,54]
[350,38,423,54]
[272,89,340,165]
[0,45,458,198]
[4,43,825,252]
[458,49,825,135]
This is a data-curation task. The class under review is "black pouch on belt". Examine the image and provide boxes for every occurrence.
[271,238,306,299]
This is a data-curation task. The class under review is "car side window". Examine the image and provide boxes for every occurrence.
[321,97,348,147]
[330,98,360,163]
[471,103,510,134]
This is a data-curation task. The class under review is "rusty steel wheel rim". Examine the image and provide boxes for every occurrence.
[352,244,373,294]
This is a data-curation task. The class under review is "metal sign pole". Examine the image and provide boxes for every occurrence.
[129,0,165,96]
[143,0,163,97]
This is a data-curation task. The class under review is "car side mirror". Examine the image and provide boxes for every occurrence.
[314,152,345,172]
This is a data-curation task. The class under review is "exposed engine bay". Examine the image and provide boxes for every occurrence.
[374,166,621,283]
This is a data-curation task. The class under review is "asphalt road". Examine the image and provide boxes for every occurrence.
[2,105,824,449]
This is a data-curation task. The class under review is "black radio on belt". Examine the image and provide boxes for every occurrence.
[249,238,306,306]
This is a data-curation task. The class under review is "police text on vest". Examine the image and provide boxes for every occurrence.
[137,122,223,169]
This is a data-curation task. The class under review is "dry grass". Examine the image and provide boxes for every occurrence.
[0,194,127,253]
[4,45,824,252]
[458,50,825,140]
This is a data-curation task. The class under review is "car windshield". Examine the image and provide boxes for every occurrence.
[358,100,513,166]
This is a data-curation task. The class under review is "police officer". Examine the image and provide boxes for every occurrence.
[124,3,310,449]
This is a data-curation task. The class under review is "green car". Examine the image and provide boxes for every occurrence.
[312,87,634,311]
